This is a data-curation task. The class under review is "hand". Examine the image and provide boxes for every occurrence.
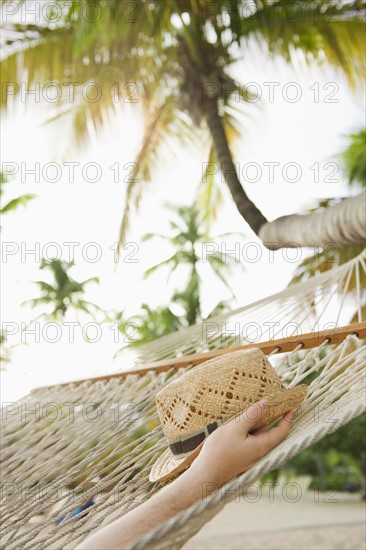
[190,399,293,487]
[74,400,293,550]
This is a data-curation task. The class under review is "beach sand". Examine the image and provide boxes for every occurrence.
[184,489,366,550]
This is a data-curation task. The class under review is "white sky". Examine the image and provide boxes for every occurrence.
[1,50,364,403]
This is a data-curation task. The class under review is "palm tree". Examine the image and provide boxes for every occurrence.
[114,204,239,347]
[142,204,240,320]
[2,1,365,248]
[23,258,101,320]
[289,129,366,321]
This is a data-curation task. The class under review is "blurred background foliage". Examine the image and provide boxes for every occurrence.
[262,413,366,496]
[112,203,243,347]
[22,258,102,320]
[1,0,365,494]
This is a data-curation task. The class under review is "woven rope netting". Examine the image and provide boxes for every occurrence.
[111,250,366,372]
[1,252,365,550]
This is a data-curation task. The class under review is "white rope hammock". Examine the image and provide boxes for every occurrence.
[109,249,366,373]
[1,251,365,550]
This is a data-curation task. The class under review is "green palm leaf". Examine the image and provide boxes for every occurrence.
[0,194,36,213]
[342,129,366,187]
[23,259,101,320]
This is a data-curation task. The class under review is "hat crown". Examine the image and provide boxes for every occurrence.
[156,348,284,442]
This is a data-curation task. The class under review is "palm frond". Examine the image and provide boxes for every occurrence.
[117,95,195,249]
[0,194,36,213]
[195,144,223,226]
[206,254,237,295]
[21,297,52,308]
[342,128,366,187]
[143,253,181,280]
[141,232,170,242]
[240,1,366,86]
[80,276,100,286]
[32,281,56,294]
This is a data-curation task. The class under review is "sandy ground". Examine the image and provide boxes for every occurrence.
[183,489,366,550]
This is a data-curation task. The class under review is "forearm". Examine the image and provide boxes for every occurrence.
[74,462,219,550]
[74,402,291,549]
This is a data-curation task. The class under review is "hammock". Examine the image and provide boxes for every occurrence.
[1,251,365,550]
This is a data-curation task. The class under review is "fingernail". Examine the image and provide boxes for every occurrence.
[284,411,293,421]
[259,399,269,408]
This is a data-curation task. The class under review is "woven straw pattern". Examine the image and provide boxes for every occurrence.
[155,348,306,441]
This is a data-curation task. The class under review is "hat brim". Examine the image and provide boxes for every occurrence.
[149,384,308,484]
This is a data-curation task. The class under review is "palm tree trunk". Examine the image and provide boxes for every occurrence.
[259,192,366,248]
[203,97,366,248]
[190,251,201,326]
[202,97,268,235]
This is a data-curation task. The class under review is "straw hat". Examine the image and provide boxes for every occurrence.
[149,348,307,483]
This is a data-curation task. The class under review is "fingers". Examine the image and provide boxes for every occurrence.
[252,411,293,454]
[233,399,270,434]
[251,425,268,435]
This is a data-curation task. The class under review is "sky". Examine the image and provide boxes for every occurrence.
[1,46,364,404]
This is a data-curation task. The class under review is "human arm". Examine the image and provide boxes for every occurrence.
[75,400,293,549]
